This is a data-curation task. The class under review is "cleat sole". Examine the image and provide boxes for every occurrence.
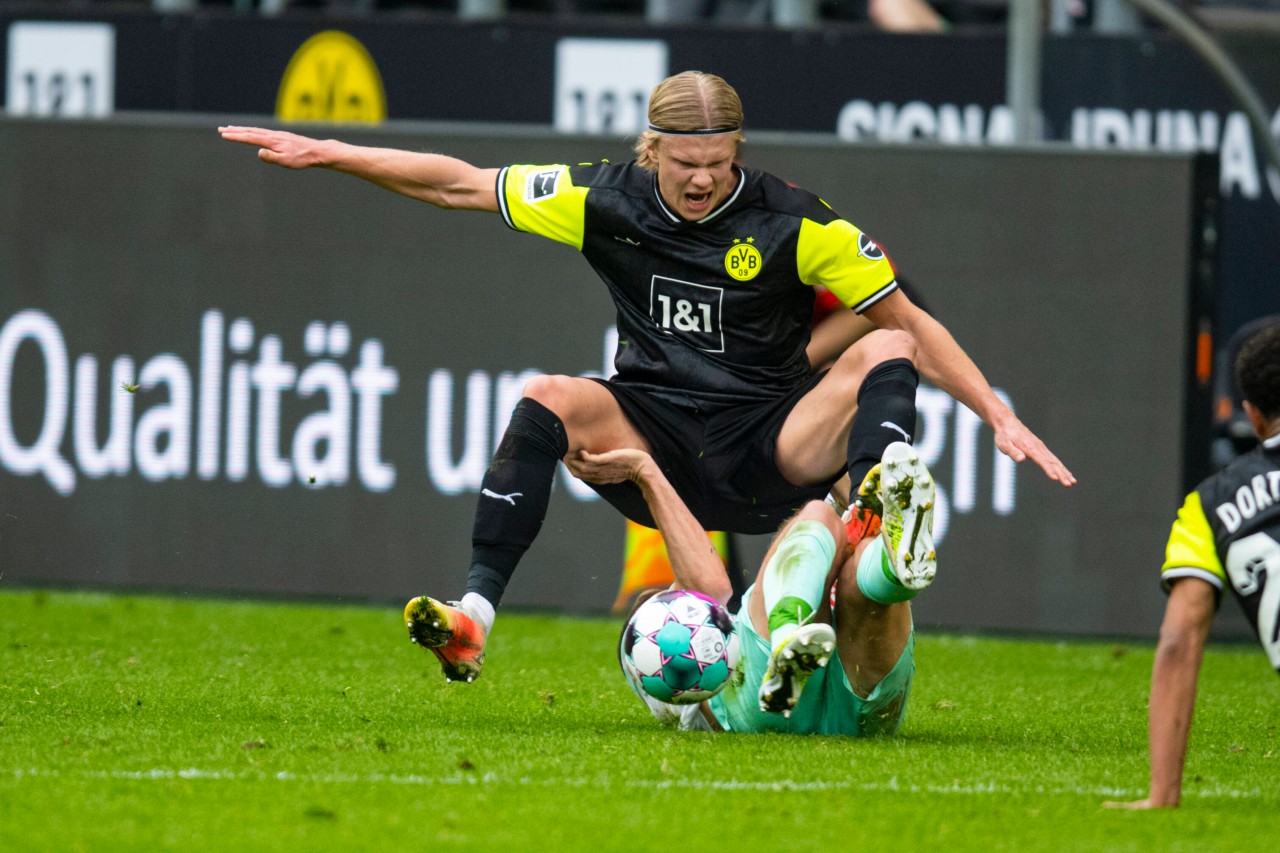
[758,623,837,715]
[405,596,486,683]
[878,442,937,591]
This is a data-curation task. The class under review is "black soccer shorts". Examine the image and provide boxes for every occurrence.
[585,373,840,534]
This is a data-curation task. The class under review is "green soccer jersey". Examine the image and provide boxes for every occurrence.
[496,160,898,412]
[1162,434,1280,672]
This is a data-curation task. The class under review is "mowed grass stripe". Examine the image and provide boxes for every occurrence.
[7,765,1273,800]
[1,589,1276,852]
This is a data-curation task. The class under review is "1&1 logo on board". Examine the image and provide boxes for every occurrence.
[276,31,386,123]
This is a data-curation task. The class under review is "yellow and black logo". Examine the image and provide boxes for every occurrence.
[724,237,762,281]
[276,30,386,123]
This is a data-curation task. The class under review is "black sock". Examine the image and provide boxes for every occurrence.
[847,358,919,488]
[467,398,569,607]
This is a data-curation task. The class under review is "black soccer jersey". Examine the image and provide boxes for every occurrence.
[1163,434,1280,674]
[496,160,898,411]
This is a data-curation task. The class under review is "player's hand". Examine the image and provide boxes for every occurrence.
[564,448,655,486]
[217,126,327,169]
[992,415,1076,487]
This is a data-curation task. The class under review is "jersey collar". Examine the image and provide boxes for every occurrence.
[651,165,746,226]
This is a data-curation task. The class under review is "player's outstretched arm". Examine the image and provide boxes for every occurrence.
[864,292,1076,487]
[565,449,733,605]
[217,126,500,212]
[1103,578,1216,810]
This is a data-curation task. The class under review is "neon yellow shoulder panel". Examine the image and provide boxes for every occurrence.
[499,164,589,250]
[796,218,896,312]
[1162,491,1225,582]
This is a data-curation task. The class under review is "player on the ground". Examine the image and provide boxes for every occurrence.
[219,71,1074,684]
[571,439,935,733]
[1104,320,1280,808]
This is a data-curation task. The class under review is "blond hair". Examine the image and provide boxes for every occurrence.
[634,71,745,171]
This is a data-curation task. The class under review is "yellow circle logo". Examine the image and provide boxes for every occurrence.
[724,241,762,281]
[276,31,386,123]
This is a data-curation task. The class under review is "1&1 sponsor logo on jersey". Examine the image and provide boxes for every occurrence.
[649,276,725,353]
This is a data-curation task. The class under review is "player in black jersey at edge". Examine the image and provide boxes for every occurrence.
[220,71,1075,684]
[1106,321,1280,810]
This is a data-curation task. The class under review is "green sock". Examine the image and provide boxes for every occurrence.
[762,520,835,651]
[855,537,916,604]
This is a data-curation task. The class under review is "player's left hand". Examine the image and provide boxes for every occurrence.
[564,448,655,486]
[992,416,1076,487]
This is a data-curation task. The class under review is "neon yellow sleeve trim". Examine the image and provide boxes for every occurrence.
[501,164,588,250]
[796,218,896,311]
[1162,491,1225,582]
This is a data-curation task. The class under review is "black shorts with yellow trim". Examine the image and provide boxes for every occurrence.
[586,373,841,535]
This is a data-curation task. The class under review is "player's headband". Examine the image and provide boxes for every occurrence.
[646,123,742,136]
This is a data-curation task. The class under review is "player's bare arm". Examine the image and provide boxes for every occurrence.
[863,292,1076,487]
[217,126,500,211]
[566,449,733,604]
[1105,578,1217,810]
[806,308,875,369]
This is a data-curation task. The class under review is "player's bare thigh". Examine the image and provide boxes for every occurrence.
[775,329,916,485]
[523,374,652,455]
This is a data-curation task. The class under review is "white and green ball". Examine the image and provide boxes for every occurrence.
[621,589,740,705]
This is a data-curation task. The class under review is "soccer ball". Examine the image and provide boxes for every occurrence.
[620,589,739,705]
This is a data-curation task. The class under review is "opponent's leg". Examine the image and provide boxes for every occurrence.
[749,506,844,716]
[835,442,936,695]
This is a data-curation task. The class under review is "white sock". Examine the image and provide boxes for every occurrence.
[460,592,495,636]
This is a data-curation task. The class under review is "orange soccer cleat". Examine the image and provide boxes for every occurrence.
[404,596,487,683]
[842,462,884,545]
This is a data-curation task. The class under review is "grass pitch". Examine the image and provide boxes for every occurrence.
[1,589,1275,852]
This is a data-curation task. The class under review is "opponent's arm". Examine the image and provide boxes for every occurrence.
[218,126,499,212]
[863,290,1076,487]
[1105,577,1216,809]
[807,308,875,369]
[564,449,733,605]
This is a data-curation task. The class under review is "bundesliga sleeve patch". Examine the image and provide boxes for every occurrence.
[524,167,564,203]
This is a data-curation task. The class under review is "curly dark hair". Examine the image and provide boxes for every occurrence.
[1235,320,1280,420]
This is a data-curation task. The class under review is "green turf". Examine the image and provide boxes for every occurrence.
[0,589,1275,851]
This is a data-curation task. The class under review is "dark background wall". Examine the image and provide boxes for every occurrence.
[2,9,1276,347]
[0,117,1232,637]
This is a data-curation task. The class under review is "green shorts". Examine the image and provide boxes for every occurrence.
[706,585,915,736]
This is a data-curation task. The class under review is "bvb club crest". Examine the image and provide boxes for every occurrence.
[724,237,762,281]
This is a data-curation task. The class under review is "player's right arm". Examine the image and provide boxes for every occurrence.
[1106,490,1221,810]
[565,449,733,605]
[1145,577,1216,807]
[217,127,499,212]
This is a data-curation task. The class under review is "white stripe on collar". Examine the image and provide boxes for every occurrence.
[652,166,745,225]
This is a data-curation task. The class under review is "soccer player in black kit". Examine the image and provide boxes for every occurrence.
[1106,320,1280,809]
[220,71,1075,684]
